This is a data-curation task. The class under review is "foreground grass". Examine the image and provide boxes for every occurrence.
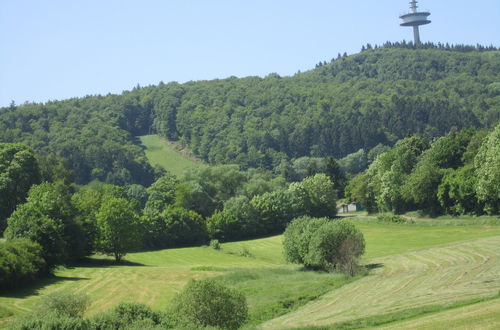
[2,220,500,328]
[139,135,205,176]
[263,235,500,329]
[379,296,500,330]
[295,293,500,329]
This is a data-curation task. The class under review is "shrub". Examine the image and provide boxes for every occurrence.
[282,216,330,265]
[206,210,240,241]
[0,238,45,290]
[171,279,248,329]
[90,302,163,329]
[5,204,67,269]
[305,220,365,273]
[9,312,90,330]
[36,291,90,318]
[210,239,221,250]
[376,213,409,224]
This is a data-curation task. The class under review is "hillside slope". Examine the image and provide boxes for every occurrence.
[262,235,500,329]
[1,45,499,182]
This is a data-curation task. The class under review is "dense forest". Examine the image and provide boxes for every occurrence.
[346,124,500,216]
[1,44,499,184]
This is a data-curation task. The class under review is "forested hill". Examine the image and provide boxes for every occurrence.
[1,45,499,184]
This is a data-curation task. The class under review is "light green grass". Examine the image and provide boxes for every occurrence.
[353,220,500,259]
[139,135,205,177]
[378,296,500,330]
[263,234,500,329]
[2,221,500,328]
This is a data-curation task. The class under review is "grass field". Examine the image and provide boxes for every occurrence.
[139,135,205,177]
[262,230,500,329]
[1,220,500,328]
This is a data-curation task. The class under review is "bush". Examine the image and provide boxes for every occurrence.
[0,238,45,290]
[282,216,330,265]
[210,239,221,250]
[376,213,409,224]
[5,204,67,269]
[305,220,365,274]
[36,291,90,318]
[143,206,207,249]
[283,218,365,275]
[90,302,162,329]
[9,312,90,330]
[206,210,241,241]
[171,279,248,329]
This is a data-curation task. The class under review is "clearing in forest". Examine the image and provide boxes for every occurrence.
[139,135,205,177]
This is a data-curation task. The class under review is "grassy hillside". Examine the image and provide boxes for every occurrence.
[2,220,500,328]
[378,296,500,330]
[263,228,500,329]
[139,135,205,177]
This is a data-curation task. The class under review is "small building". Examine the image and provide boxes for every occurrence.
[338,202,359,213]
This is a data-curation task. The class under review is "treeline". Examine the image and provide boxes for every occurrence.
[0,94,157,185]
[1,46,499,180]
[1,142,340,290]
[347,123,500,216]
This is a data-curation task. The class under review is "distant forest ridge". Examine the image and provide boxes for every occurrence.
[1,43,499,185]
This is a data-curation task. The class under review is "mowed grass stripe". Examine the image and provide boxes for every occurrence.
[262,235,500,329]
[377,297,500,330]
[2,222,500,327]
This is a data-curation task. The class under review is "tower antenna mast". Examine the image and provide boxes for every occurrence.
[400,0,431,45]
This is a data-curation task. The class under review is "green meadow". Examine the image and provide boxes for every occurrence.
[2,219,500,328]
[139,135,206,177]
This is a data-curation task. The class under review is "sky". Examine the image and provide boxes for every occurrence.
[1,0,499,107]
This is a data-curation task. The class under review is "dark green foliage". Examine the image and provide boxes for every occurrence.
[206,210,241,242]
[174,181,218,219]
[0,239,45,290]
[0,96,155,186]
[2,47,498,187]
[305,221,365,273]
[474,122,500,214]
[126,184,149,209]
[143,173,178,216]
[282,216,330,265]
[338,149,368,175]
[90,303,203,330]
[9,312,91,330]
[10,291,91,329]
[71,182,126,255]
[143,206,206,249]
[438,165,483,215]
[349,125,500,216]
[288,174,337,218]
[5,204,67,269]
[283,218,365,275]
[0,143,40,231]
[324,157,348,198]
[36,291,90,318]
[5,182,87,264]
[171,279,248,329]
[376,213,409,224]
[207,196,259,241]
[95,197,142,262]
[250,190,296,234]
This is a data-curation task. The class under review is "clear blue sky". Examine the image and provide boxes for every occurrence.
[1,0,499,107]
